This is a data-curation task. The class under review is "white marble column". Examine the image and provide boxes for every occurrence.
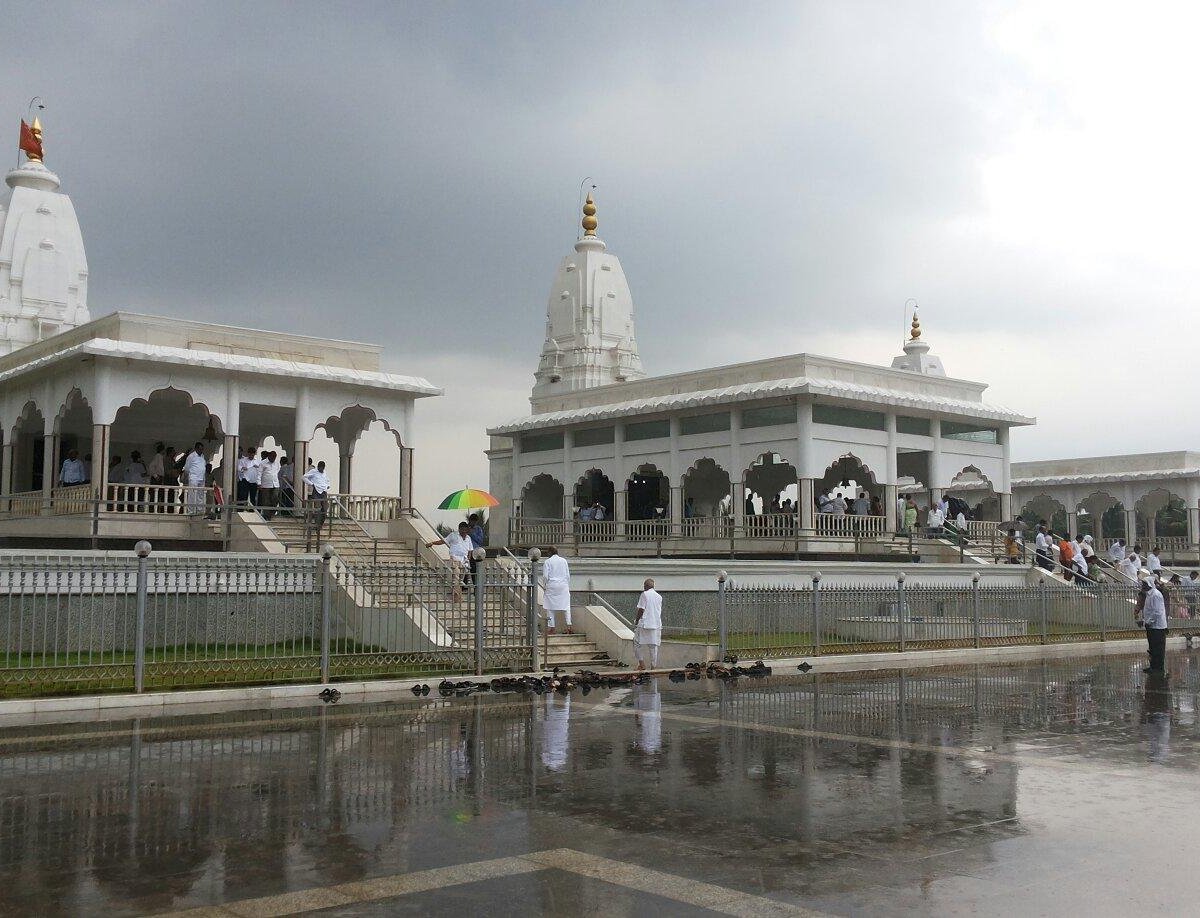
[293,439,310,504]
[221,434,238,506]
[884,413,898,533]
[41,432,58,506]
[799,478,815,532]
[561,429,574,533]
[90,424,109,497]
[929,417,943,504]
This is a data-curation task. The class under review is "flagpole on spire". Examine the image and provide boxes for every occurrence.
[16,97,45,168]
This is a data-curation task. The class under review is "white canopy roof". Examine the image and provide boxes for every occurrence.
[490,374,1033,435]
[0,337,441,397]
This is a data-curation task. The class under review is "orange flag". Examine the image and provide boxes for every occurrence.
[18,120,42,160]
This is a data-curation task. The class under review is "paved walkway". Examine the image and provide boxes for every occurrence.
[0,651,1196,915]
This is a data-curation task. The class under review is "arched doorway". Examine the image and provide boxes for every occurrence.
[1076,491,1124,543]
[743,452,798,536]
[520,474,564,520]
[55,389,93,481]
[1136,488,1188,546]
[1020,494,1067,535]
[9,402,45,494]
[626,463,669,526]
[947,466,999,523]
[574,469,615,541]
[574,469,615,518]
[682,458,731,536]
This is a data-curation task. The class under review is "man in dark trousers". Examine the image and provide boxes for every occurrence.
[1136,570,1169,675]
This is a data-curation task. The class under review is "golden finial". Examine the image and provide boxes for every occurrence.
[582,193,598,237]
[31,116,42,135]
[910,312,921,339]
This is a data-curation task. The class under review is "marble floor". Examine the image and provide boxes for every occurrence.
[0,651,1197,916]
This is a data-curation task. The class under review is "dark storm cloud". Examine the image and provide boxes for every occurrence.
[5,2,1189,504]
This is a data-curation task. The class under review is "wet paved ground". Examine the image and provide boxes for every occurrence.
[1,651,1198,917]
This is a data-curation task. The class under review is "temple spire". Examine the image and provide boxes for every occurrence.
[582,192,598,237]
[909,311,921,339]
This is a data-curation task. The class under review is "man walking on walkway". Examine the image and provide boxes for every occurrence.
[635,578,663,670]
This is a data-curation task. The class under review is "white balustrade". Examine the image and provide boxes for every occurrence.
[50,484,97,516]
[815,513,885,537]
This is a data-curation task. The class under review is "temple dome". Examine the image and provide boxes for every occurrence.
[0,130,90,355]
[532,192,644,406]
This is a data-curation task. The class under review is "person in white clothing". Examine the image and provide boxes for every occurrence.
[1147,547,1163,575]
[926,505,945,534]
[634,578,663,670]
[58,450,86,485]
[540,547,572,634]
[182,442,208,515]
[257,451,281,519]
[302,460,331,530]
[1119,553,1139,583]
[427,522,474,602]
[1108,538,1126,564]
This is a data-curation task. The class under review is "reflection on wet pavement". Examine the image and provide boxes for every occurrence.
[1,652,1197,916]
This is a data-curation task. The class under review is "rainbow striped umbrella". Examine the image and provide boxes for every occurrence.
[437,488,500,511]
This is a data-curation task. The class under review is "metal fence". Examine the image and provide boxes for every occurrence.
[718,575,1151,660]
[0,549,538,698]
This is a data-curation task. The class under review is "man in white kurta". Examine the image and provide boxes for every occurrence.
[541,548,572,634]
[182,443,208,516]
[635,578,663,670]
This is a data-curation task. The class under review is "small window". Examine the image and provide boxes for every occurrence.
[680,411,731,435]
[573,426,614,448]
[896,415,931,436]
[520,431,564,452]
[812,404,885,431]
[941,421,999,443]
[624,419,670,442]
[742,404,795,429]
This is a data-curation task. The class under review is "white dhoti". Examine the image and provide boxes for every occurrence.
[635,626,661,667]
[542,578,571,628]
[184,485,206,516]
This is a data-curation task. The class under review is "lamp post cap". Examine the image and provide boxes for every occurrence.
[134,540,152,558]
[472,547,487,561]
[528,547,542,561]
[812,571,822,581]
[897,572,907,583]
[321,544,335,560]
[717,570,728,582]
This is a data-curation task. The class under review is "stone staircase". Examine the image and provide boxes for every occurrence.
[255,513,618,669]
[542,632,616,668]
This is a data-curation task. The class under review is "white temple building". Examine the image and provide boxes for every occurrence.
[0,119,440,547]
[488,197,1036,551]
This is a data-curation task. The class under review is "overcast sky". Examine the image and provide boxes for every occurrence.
[5,1,1200,511]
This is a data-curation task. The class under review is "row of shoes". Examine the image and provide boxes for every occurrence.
[675,660,772,681]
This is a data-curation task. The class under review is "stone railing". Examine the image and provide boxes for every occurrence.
[332,494,405,522]
[50,484,97,516]
[816,513,885,538]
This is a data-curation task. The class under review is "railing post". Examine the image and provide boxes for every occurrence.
[717,571,728,660]
[473,549,486,676]
[1098,583,1107,642]
[812,572,822,655]
[133,540,152,693]
[1039,579,1048,645]
[896,572,906,652]
[320,546,333,684]
[972,572,981,649]
[527,549,541,672]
